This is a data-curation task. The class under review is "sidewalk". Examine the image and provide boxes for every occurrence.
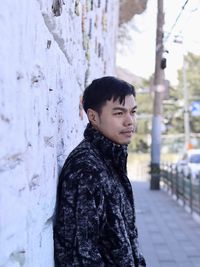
[131,180,200,267]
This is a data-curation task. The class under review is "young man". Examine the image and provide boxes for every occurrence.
[53,76,146,267]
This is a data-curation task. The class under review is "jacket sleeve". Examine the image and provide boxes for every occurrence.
[139,253,146,266]
[53,166,105,267]
[133,235,146,267]
[99,185,146,267]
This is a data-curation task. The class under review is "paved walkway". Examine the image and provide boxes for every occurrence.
[131,180,200,267]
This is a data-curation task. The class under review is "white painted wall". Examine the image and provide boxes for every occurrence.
[0,1,119,266]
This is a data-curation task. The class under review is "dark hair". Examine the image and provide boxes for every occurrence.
[82,76,135,113]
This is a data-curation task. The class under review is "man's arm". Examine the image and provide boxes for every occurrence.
[133,235,146,267]
[53,166,105,267]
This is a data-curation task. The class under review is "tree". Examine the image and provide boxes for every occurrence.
[177,52,200,97]
[119,0,148,25]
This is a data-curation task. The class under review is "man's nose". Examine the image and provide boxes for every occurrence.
[124,113,135,126]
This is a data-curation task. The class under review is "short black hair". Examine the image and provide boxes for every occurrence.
[82,76,135,113]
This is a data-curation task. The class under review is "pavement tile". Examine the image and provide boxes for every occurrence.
[177,263,193,267]
[151,232,165,245]
[189,256,200,267]
[172,230,188,241]
[154,244,173,261]
[159,262,177,267]
[181,241,200,257]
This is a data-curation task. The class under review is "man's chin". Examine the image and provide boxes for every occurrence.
[111,136,133,145]
[118,139,132,145]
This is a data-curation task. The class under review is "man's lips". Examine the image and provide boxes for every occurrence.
[121,129,134,134]
[120,129,134,136]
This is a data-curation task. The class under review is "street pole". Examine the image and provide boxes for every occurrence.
[174,35,190,150]
[183,53,190,150]
[150,0,165,190]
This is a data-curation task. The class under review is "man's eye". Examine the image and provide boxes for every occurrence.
[131,110,136,115]
[114,112,123,116]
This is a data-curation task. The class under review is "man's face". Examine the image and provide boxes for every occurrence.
[89,94,137,145]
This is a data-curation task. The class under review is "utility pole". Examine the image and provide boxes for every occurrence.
[150,0,165,190]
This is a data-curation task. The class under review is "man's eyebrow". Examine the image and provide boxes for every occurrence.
[112,105,137,111]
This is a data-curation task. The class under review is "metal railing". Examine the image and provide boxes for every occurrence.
[160,163,200,215]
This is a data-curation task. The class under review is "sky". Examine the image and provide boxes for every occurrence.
[116,0,200,85]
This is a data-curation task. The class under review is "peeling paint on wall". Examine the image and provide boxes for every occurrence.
[52,0,65,16]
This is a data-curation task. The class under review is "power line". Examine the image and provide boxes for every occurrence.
[176,2,200,36]
[164,0,190,44]
[165,1,200,51]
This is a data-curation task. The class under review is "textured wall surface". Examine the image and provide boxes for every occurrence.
[0,0,119,266]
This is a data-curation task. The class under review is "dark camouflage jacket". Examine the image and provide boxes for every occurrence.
[54,123,146,267]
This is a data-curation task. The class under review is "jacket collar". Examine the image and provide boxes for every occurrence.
[84,123,128,172]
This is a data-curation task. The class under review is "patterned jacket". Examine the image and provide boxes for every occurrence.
[54,123,146,267]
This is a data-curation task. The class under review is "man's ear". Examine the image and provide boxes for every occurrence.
[87,108,99,127]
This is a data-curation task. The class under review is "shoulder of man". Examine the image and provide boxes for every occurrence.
[65,139,104,169]
[59,139,107,190]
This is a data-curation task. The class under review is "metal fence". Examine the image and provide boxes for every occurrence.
[160,163,200,215]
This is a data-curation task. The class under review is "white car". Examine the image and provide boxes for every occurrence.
[176,149,200,182]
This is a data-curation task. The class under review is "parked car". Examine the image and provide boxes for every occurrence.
[176,149,200,182]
